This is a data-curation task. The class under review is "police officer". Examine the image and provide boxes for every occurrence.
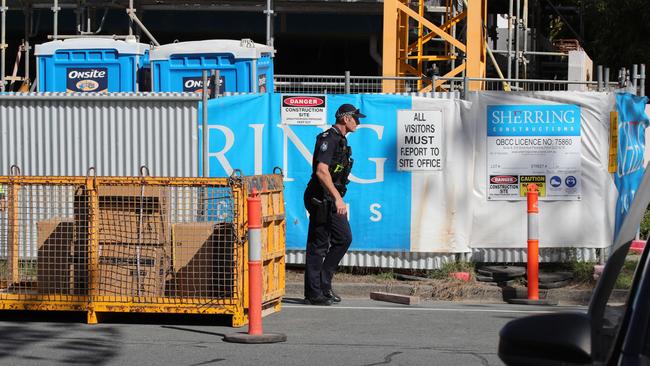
[303,103,365,305]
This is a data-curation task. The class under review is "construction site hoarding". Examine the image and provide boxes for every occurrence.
[200,92,619,257]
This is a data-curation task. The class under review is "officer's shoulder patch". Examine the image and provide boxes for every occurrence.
[321,131,329,138]
[320,141,329,152]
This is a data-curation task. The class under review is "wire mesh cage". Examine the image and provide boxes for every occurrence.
[0,173,285,327]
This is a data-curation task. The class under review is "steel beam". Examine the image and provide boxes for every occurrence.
[1,0,5,92]
[381,0,398,92]
[466,0,485,90]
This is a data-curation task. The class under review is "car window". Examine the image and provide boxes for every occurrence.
[589,168,650,362]
[601,244,644,353]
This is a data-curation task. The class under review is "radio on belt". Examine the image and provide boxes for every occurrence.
[35,37,150,93]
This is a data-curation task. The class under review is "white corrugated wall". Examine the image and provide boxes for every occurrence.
[0,93,201,259]
[0,93,200,176]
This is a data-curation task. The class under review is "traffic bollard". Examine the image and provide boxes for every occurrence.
[224,188,286,344]
[527,184,539,300]
[506,184,557,306]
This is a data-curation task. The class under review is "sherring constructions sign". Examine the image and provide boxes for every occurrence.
[487,104,582,201]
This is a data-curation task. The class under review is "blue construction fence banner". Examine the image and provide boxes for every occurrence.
[197,91,620,253]
[614,92,650,239]
[199,93,413,251]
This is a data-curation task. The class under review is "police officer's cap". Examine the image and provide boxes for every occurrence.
[335,104,366,119]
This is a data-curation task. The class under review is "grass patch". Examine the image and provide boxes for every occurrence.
[428,261,475,280]
[570,261,596,283]
[640,208,650,240]
[539,261,596,284]
[374,271,395,281]
[614,258,640,290]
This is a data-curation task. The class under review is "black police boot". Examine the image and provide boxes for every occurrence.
[304,295,333,306]
[323,289,341,303]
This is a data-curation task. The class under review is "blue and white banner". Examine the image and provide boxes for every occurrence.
[198,91,619,253]
[614,92,649,238]
[198,93,470,252]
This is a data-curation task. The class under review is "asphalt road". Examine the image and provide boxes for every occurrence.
[0,299,585,366]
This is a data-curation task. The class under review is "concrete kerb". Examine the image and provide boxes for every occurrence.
[285,281,628,305]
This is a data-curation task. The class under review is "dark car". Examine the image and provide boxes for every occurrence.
[498,168,650,366]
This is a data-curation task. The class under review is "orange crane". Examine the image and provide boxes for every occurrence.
[382,0,487,92]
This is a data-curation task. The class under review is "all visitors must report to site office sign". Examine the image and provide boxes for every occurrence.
[487,104,582,201]
[397,110,443,171]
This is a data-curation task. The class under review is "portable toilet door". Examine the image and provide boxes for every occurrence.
[149,39,275,94]
[35,37,150,92]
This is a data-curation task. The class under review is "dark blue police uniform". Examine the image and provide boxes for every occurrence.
[303,125,353,301]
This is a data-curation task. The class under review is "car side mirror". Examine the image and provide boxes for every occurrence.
[499,312,592,366]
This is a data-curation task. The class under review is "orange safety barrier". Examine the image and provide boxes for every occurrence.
[526,184,539,300]
[224,187,285,343]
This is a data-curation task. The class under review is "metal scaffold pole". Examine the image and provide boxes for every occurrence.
[52,0,60,40]
[1,0,5,92]
[202,70,209,178]
[24,5,31,88]
[507,0,513,79]
[522,0,528,79]
[514,0,520,87]
[265,0,274,47]
[641,64,646,97]
[129,0,134,36]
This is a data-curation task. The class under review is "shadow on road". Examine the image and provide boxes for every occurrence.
[0,317,120,365]
[282,297,306,304]
[161,325,226,338]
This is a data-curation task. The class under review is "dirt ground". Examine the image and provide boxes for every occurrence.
[285,267,596,291]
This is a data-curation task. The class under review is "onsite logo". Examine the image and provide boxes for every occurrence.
[75,80,100,92]
[490,175,518,184]
[184,79,209,89]
[283,96,325,107]
[66,67,108,93]
[68,69,106,79]
[182,76,225,93]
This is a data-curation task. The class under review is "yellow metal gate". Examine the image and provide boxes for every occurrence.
[0,171,285,327]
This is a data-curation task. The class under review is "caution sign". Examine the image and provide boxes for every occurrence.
[519,175,546,197]
[397,110,443,171]
[281,95,327,125]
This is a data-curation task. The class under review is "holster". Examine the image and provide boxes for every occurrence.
[310,197,330,225]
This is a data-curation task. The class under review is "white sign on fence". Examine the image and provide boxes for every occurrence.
[397,110,443,171]
[486,104,582,200]
[281,94,327,125]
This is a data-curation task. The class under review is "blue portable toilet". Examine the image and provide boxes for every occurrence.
[35,37,150,92]
[150,39,274,93]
